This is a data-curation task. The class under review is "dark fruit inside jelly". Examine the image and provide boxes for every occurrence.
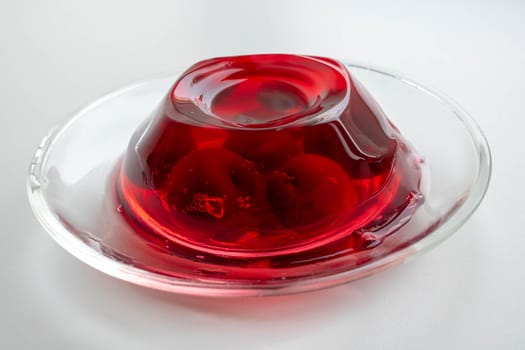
[117,54,422,261]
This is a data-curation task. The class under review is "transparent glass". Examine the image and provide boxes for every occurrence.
[27,63,491,297]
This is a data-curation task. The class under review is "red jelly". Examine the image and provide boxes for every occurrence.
[117,54,422,261]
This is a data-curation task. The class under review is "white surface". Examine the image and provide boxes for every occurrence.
[1,0,523,349]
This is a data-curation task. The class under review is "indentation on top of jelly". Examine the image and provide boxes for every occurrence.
[170,54,349,128]
[212,80,311,124]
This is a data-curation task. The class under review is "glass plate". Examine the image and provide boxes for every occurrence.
[27,63,491,297]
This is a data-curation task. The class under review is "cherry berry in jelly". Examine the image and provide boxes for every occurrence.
[117,54,422,259]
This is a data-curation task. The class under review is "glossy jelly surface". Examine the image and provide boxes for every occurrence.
[117,54,422,260]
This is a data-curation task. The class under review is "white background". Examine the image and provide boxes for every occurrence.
[1,0,524,349]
